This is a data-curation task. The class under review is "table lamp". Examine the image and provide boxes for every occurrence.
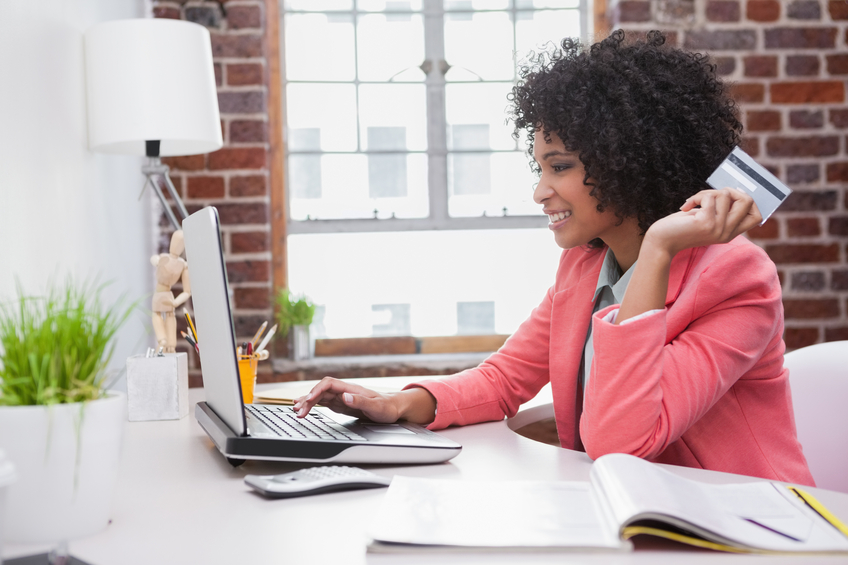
[84,18,222,230]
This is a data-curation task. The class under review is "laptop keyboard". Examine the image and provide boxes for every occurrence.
[246,405,366,442]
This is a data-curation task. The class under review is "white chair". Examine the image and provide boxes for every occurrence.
[783,340,848,493]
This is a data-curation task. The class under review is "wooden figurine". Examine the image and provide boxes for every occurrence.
[151,230,191,353]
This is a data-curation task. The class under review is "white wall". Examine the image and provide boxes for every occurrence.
[0,0,152,390]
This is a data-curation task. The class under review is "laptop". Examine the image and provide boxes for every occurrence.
[182,206,462,465]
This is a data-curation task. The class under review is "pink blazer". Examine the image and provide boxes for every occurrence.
[412,237,814,486]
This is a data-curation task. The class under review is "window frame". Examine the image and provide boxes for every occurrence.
[269,0,609,354]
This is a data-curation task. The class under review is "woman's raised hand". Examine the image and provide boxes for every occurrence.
[645,187,762,257]
[293,377,437,425]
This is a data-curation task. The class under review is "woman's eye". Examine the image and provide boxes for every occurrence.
[552,164,571,173]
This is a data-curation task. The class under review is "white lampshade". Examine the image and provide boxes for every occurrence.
[84,18,222,156]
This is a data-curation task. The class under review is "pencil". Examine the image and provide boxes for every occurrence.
[183,308,198,342]
[250,321,268,349]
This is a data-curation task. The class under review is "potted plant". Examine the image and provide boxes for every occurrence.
[0,279,132,546]
[275,289,316,361]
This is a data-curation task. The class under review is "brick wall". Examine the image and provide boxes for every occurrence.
[609,0,848,348]
[151,0,278,386]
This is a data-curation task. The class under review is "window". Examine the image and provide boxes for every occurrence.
[282,0,591,341]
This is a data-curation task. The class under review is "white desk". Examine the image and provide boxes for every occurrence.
[6,379,848,565]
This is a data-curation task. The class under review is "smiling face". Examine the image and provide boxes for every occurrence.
[532,131,641,258]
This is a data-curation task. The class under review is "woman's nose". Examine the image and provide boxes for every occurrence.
[533,178,552,204]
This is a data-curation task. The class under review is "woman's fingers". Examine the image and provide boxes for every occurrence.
[292,377,401,423]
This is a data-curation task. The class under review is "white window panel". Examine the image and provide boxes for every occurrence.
[286,84,358,152]
[444,11,515,82]
[359,84,427,151]
[284,13,356,81]
[285,0,353,10]
[357,13,425,82]
[287,229,562,338]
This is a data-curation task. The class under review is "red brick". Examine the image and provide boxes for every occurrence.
[731,82,765,103]
[787,163,820,184]
[771,81,844,103]
[714,56,736,75]
[233,314,269,341]
[187,175,225,198]
[227,63,264,86]
[789,109,824,129]
[162,154,206,171]
[217,202,269,225]
[825,327,848,341]
[826,54,848,75]
[230,120,267,143]
[218,91,265,114]
[787,1,822,20]
[234,288,271,310]
[785,55,820,76]
[747,217,779,239]
[783,298,840,318]
[214,62,223,87]
[784,327,820,349]
[764,27,837,49]
[231,231,270,253]
[231,175,267,197]
[833,270,848,290]
[227,4,263,29]
[707,1,740,21]
[830,109,848,128]
[791,271,826,291]
[685,29,756,50]
[746,0,780,21]
[153,6,181,19]
[186,6,221,28]
[616,2,652,21]
[766,135,839,157]
[829,216,848,235]
[747,110,781,131]
[766,243,840,263]
[780,190,837,211]
[787,217,821,236]
[829,1,848,19]
[826,162,848,182]
[211,33,263,58]
[743,55,778,77]
[740,136,760,156]
[208,147,266,170]
[226,260,270,283]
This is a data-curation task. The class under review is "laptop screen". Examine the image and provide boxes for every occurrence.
[182,207,247,436]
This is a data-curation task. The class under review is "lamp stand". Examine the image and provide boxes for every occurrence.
[140,140,190,231]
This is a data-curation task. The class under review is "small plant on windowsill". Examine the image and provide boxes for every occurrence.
[275,288,316,361]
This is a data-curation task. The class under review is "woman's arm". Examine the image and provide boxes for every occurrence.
[616,188,762,325]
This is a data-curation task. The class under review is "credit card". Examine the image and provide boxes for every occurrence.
[706,147,792,224]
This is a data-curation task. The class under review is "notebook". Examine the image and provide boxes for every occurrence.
[182,206,462,465]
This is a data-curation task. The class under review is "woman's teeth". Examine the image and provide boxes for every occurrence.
[548,211,571,223]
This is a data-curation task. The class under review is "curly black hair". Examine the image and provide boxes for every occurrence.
[509,30,742,245]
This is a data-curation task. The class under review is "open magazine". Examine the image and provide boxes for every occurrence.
[368,453,848,554]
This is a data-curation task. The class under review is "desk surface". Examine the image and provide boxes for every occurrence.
[7,378,848,565]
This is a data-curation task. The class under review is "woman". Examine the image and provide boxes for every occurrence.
[295,31,814,486]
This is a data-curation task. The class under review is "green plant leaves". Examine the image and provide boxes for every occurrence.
[0,279,134,406]
[275,289,315,336]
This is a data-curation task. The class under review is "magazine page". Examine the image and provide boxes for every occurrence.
[591,454,848,553]
[368,476,628,552]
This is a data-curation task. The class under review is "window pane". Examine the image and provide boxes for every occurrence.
[288,153,429,220]
[285,13,355,81]
[445,11,514,81]
[448,151,541,217]
[359,84,427,151]
[515,9,581,59]
[286,84,357,152]
[445,83,515,151]
[457,301,495,335]
[285,0,352,10]
[445,0,509,10]
[357,13,425,82]
[359,0,423,11]
[515,0,579,7]
[287,229,561,338]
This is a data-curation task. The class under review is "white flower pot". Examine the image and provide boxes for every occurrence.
[0,393,126,544]
[291,324,314,361]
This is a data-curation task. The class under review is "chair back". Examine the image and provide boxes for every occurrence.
[783,340,848,493]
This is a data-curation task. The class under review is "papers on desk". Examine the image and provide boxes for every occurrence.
[368,453,848,554]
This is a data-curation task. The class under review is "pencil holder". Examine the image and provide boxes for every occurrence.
[238,355,258,404]
[126,352,189,421]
